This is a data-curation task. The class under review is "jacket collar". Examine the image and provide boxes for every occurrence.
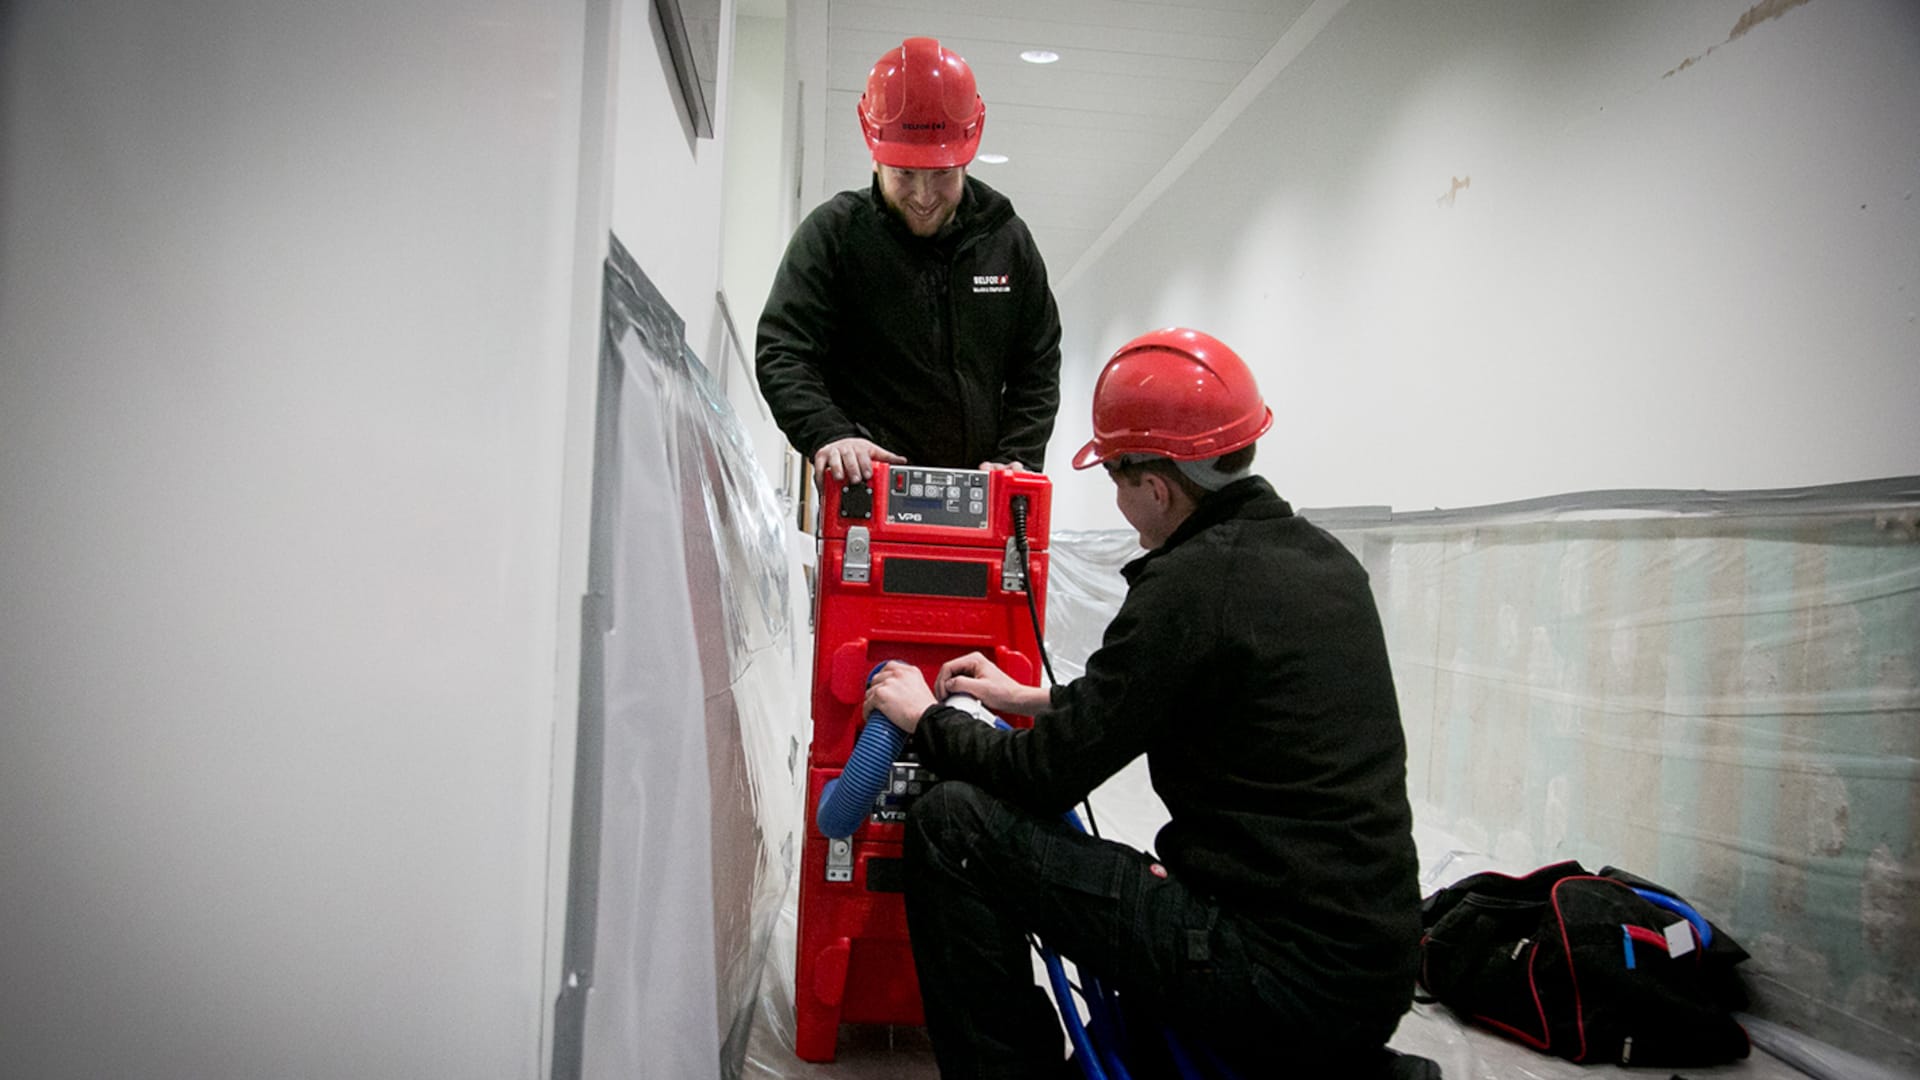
[865,174,1013,244]
[1120,476,1292,582]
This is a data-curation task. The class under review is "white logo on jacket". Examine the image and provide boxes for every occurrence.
[971,273,1011,294]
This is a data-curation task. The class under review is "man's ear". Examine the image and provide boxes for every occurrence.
[1145,471,1173,510]
[1150,471,1197,519]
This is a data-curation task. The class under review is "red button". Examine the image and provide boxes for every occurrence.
[1149,863,1168,879]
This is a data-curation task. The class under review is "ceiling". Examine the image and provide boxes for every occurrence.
[813,0,1320,284]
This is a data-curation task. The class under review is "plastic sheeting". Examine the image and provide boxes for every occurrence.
[556,237,802,1080]
[744,477,1919,1079]
[1321,479,1920,1074]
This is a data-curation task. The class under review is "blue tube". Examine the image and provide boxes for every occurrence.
[1042,946,1114,1080]
[1080,972,1135,1080]
[816,709,907,839]
[816,663,910,840]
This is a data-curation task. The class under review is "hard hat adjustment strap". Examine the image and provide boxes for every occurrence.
[1174,456,1252,492]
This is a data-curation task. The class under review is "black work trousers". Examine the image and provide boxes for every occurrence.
[903,781,1402,1079]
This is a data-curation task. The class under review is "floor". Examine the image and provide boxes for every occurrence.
[742,994,1814,1080]
[738,885,1816,1080]
[739,732,1820,1079]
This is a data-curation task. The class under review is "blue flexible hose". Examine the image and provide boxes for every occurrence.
[816,711,906,838]
[816,664,909,840]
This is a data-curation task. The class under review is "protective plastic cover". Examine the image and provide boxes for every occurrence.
[562,238,803,1080]
[1326,480,1920,1077]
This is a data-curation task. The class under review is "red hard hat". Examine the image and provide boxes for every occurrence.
[859,37,985,169]
[1071,328,1274,469]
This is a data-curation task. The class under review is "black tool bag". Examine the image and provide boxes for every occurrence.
[1418,860,1752,1067]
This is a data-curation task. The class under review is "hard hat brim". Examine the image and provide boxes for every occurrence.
[1070,438,1108,470]
[868,134,980,169]
[1071,406,1274,471]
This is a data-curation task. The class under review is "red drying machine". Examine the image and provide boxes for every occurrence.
[794,462,1051,1062]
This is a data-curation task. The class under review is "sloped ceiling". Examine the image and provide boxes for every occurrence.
[813,0,1319,281]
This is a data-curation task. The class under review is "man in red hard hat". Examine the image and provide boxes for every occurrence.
[865,329,1432,1078]
[757,36,1061,484]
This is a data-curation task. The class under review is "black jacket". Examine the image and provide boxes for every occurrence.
[916,478,1421,1010]
[755,175,1062,469]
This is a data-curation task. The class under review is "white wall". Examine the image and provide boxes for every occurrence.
[1052,0,1920,530]
[612,0,733,365]
[787,0,833,230]
[722,15,790,341]
[721,13,800,491]
[0,0,744,1075]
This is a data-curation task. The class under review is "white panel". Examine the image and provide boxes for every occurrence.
[0,2,594,1078]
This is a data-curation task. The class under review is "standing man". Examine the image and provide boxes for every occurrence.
[757,37,1062,484]
[864,329,1432,1078]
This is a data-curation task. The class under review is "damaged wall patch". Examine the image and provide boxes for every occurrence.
[1666,0,1814,77]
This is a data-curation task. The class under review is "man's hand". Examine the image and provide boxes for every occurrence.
[977,461,1030,473]
[816,437,907,485]
[935,652,1050,716]
[864,661,938,735]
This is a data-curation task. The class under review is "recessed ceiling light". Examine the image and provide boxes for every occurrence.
[1019,49,1060,65]
[976,152,1009,164]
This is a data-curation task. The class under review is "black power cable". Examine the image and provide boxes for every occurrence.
[1008,495,1055,685]
[1010,493,1100,838]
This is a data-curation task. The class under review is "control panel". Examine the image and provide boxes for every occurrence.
[885,467,989,530]
[821,463,1051,548]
